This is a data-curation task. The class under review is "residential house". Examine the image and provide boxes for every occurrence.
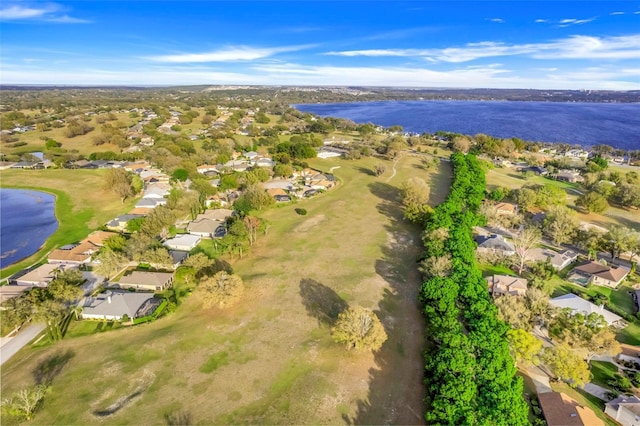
[495,202,518,216]
[475,234,516,256]
[0,285,30,304]
[565,149,590,159]
[604,395,640,426]
[14,264,69,287]
[168,250,188,269]
[572,261,630,288]
[244,151,259,160]
[527,248,578,270]
[316,147,345,158]
[163,234,201,251]
[197,164,219,175]
[206,194,228,208]
[538,392,604,426]
[554,170,585,183]
[525,166,548,176]
[263,180,294,191]
[267,188,289,199]
[486,275,528,297]
[106,214,145,231]
[81,290,160,321]
[187,217,221,238]
[116,271,174,292]
[201,209,234,222]
[135,198,166,209]
[254,157,276,168]
[549,293,624,326]
[48,241,97,265]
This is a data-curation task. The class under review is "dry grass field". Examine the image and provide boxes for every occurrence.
[0,154,451,425]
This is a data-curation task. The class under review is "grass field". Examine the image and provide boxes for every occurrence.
[590,361,618,389]
[0,169,137,279]
[0,153,451,424]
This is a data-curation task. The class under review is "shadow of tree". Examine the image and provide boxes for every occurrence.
[355,166,376,177]
[33,349,75,385]
[299,278,348,327]
[338,180,426,425]
[165,410,193,426]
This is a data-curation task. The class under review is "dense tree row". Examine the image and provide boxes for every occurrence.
[419,153,528,425]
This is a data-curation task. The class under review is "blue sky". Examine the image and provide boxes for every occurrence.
[1,1,639,89]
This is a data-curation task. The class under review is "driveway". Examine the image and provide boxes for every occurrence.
[582,383,612,401]
[0,323,45,366]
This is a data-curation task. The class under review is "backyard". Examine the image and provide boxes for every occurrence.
[0,154,451,424]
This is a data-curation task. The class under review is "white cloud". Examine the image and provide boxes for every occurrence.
[535,19,548,23]
[558,17,597,27]
[487,18,505,23]
[0,3,89,23]
[0,5,55,19]
[325,34,640,62]
[610,12,625,15]
[145,45,313,63]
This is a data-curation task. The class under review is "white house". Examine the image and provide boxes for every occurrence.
[549,293,624,326]
[163,234,201,251]
[81,290,159,321]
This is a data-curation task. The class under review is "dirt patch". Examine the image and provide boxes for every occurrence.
[293,214,326,233]
[92,370,155,418]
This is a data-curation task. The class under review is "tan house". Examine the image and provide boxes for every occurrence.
[538,392,604,426]
[573,261,630,288]
[495,202,518,216]
[117,271,174,292]
[527,248,579,270]
[486,275,528,297]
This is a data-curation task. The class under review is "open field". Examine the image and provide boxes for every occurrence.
[0,169,137,279]
[0,154,451,424]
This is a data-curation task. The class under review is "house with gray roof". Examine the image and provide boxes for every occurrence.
[475,234,515,256]
[106,214,145,231]
[549,293,624,326]
[187,217,221,238]
[163,234,201,251]
[604,395,640,426]
[14,264,65,287]
[527,248,579,270]
[81,290,160,321]
[116,271,174,292]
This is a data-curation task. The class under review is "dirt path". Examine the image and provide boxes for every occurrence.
[386,157,400,183]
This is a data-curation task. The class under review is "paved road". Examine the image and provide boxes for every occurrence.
[0,323,45,366]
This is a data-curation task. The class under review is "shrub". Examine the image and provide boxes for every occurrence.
[295,208,307,216]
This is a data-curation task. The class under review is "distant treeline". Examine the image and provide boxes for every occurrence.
[419,152,529,424]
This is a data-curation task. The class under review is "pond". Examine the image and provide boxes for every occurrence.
[0,188,58,269]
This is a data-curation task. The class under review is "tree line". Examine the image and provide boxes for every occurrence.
[419,153,529,425]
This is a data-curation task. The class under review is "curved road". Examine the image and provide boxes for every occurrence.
[0,323,45,366]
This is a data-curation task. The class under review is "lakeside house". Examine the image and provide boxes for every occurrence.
[549,293,624,326]
[13,264,68,287]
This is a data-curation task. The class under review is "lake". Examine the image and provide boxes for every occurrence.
[294,100,640,150]
[0,189,58,269]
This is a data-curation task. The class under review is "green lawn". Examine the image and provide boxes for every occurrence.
[0,169,138,279]
[478,263,516,277]
[590,361,618,388]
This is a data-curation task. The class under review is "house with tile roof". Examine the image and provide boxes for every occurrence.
[538,392,604,426]
[572,261,630,288]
